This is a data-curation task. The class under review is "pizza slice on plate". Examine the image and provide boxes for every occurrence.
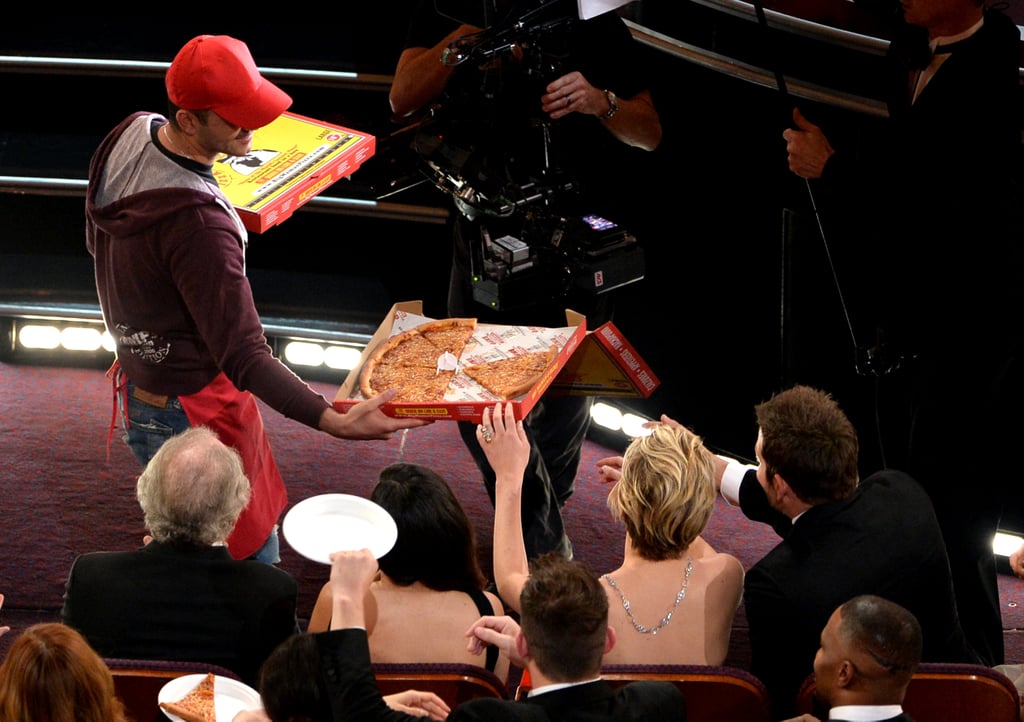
[159,672,217,722]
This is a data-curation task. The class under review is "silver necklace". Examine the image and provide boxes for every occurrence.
[603,557,693,636]
[161,123,196,162]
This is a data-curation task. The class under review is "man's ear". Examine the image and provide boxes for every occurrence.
[175,109,199,135]
[604,625,616,655]
[836,659,856,688]
[772,472,797,503]
[515,630,531,661]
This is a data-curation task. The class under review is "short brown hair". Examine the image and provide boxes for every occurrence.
[755,385,859,503]
[519,554,608,681]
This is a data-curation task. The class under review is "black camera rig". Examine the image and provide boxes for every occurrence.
[404,0,645,310]
[468,207,645,311]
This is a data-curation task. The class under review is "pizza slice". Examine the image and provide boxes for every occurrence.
[385,367,456,403]
[359,329,433,399]
[358,318,479,402]
[360,354,408,399]
[418,317,477,356]
[159,672,216,722]
[462,345,559,400]
[392,330,451,369]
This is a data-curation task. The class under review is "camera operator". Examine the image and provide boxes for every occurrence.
[390,0,662,561]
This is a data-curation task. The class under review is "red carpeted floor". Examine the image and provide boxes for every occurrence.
[1,361,1022,668]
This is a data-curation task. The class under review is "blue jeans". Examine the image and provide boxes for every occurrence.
[120,381,280,564]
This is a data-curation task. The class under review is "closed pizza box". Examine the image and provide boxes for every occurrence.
[213,111,375,233]
[548,321,660,398]
[333,301,587,422]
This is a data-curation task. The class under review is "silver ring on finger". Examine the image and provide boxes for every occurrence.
[478,424,493,443]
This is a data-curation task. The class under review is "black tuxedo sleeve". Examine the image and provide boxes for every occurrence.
[738,469,792,538]
[316,629,423,722]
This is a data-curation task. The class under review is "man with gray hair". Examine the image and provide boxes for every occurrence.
[61,426,299,686]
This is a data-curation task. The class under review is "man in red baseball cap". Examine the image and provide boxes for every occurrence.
[166,34,292,131]
[154,34,293,165]
[85,35,431,566]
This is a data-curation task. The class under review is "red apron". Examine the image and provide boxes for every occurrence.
[178,372,288,560]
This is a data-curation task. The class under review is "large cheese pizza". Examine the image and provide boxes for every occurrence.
[359,317,559,403]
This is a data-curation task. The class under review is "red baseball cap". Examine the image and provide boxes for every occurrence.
[165,35,292,129]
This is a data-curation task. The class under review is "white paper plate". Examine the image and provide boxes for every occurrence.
[282,493,398,564]
[158,674,261,722]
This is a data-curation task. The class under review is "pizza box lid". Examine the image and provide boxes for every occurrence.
[547,320,660,398]
[333,300,587,422]
[214,111,375,234]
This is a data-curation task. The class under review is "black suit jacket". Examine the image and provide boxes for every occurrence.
[738,469,975,719]
[823,9,1022,360]
[61,540,299,686]
[317,629,686,722]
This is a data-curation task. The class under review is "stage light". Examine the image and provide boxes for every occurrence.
[590,401,624,431]
[994,531,1023,558]
[281,339,364,373]
[587,401,653,451]
[590,402,653,437]
[621,411,653,438]
[324,344,363,371]
[18,324,61,350]
[3,313,367,378]
[14,320,114,356]
[284,341,326,367]
[60,326,105,351]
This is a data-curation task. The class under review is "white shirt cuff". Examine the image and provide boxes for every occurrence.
[719,455,755,506]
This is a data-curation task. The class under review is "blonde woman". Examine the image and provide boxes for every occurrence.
[479,402,743,665]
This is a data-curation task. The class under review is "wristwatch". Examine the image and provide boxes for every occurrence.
[600,89,618,120]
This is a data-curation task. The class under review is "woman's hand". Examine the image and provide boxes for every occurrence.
[384,690,451,719]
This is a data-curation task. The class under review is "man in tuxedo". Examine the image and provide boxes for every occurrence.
[61,426,299,686]
[782,0,1022,668]
[714,385,975,719]
[250,549,686,722]
[783,595,922,722]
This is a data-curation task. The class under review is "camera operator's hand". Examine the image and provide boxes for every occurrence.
[391,23,481,119]
[542,71,662,151]
[542,71,600,120]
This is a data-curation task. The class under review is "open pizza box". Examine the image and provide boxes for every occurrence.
[333,300,587,421]
[214,111,375,233]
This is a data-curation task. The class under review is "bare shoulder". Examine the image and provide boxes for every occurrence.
[697,551,745,588]
[306,581,333,633]
[483,590,505,616]
[706,554,746,618]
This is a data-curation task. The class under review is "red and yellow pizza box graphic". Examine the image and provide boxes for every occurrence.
[549,320,660,398]
[213,111,375,233]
